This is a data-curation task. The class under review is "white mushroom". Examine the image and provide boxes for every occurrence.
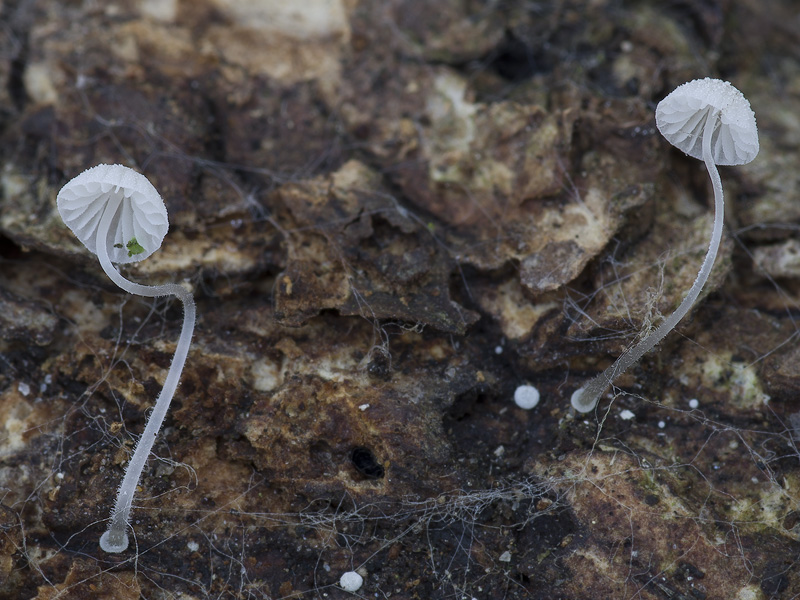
[655,78,758,167]
[339,571,364,592]
[57,164,168,265]
[513,384,540,410]
[57,164,196,553]
[571,78,758,413]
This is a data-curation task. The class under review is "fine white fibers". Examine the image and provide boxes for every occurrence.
[513,385,540,410]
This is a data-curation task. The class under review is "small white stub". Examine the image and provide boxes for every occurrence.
[499,550,512,562]
[513,385,540,410]
[187,540,199,552]
[619,409,635,421]
[340,571,363,592]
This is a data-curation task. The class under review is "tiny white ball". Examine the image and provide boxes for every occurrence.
[513,385,540,410]
[619,409,635,420]
[340,571,363,592]
[688,398,699,409]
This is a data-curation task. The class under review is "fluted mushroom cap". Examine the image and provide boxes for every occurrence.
[655,78,759,166]
[57,164,168,264]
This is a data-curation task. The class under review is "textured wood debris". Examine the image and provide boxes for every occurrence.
[0,0,799,599]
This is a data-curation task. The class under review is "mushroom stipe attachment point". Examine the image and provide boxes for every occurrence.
[571,78,759,414]
[57,164,196,552]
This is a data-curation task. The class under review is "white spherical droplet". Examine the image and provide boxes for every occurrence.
[340,571,363,592]
[513,385,540,410]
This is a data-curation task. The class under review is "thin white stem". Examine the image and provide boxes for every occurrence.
[96,196,196,553]
[572,109,724,413]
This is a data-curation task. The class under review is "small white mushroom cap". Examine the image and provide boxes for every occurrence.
[339,570,363,592]
[513,384,540,410]
[655,78,759,166]
[57,164,168,264]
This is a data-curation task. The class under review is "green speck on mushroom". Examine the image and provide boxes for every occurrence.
[126,237,145,257]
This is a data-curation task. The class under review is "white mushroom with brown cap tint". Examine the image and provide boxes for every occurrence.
[571,78,759,413]
[57,164,196,553]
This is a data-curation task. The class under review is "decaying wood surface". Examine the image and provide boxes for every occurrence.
[1,1,799,598]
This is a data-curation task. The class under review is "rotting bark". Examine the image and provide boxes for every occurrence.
[1,1,800,599]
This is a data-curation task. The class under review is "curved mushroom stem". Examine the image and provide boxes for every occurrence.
[572,109,724,413]
[95,195,196,553]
